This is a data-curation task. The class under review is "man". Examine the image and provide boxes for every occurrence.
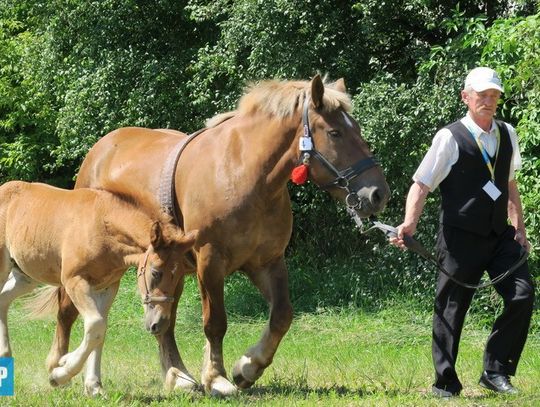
[390,67,535,397]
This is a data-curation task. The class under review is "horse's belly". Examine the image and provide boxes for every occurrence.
[8,251,62,285]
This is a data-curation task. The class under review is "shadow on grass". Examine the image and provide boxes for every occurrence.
[246,383,365,398]
[107,378,534,405]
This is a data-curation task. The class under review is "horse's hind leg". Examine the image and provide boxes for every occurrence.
[232,256,293,388]
[0,269,39,357]
[159,275,199,393]
[49,277,118,396]
[46,287,79,373]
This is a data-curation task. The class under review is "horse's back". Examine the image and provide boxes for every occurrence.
[3,182,95,234]
[76,127,188,206]
[1,182,93,282]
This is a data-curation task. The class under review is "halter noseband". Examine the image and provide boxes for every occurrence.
[299,98,380,211]
[137,247,175,304]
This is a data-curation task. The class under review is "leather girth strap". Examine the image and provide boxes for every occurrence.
[158,128,206,226]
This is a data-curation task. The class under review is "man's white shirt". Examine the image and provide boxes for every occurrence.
[413,113,522,191]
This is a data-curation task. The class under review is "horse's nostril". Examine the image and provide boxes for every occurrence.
[370,188,381,205]
[150,322,159,334]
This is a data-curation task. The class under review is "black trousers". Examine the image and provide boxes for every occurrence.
[432,225,535,392]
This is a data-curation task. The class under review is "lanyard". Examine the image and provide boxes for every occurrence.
[466,125,500,181]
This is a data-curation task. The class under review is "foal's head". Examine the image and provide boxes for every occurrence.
[137,222,198,335]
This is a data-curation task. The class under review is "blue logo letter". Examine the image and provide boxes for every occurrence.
[0,357,14,396]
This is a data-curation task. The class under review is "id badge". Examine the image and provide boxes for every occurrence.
[483,180,501,201]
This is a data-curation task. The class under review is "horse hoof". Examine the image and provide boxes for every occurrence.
[232,371,254,389]
[232,356,260,389]
[49,367,71,387]
[85,384,105,398]
[208,376,237,397]
[165,367,199,393]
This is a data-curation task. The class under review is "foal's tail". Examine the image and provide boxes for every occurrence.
[21,286,60,319]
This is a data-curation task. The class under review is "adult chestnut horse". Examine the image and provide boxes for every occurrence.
[52,75,390,396]
[0,181,197,396]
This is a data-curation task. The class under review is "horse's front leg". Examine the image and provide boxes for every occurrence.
[232,256,293,388]
[197,247,236,396]
[82,282,119,397]
[49,278,118,397]
[159,275,198,393]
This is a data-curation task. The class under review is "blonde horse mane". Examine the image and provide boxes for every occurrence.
[206,77,352,127]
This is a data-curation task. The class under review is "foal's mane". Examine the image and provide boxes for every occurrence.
[206,78,351,128]
[98,189,174,230]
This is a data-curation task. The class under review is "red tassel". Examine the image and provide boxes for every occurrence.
[291,164,309,185]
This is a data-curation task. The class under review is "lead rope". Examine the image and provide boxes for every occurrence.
[356,217,528,290]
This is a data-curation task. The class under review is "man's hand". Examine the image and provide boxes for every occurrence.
[389,223,416,250]
[515,228,531,252]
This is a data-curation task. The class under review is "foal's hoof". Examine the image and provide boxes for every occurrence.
[49,367,71,387]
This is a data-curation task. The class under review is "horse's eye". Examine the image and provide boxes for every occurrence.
[327,129,341,138]
[151,268,162,282]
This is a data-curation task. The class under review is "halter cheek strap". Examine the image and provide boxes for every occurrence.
[137,247,175,304]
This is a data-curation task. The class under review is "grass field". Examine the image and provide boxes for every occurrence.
[5,272,539,406]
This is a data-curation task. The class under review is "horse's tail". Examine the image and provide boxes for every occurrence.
[21,286,60,319]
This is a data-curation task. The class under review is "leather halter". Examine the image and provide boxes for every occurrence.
[137,247,175,304]
[300,98,380,211]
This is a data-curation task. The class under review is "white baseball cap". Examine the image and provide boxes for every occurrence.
[464,67,503,93]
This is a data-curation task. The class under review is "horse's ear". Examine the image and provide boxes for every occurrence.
[332,78,346,93]
[311,74,325,109]
[150,221,165,249]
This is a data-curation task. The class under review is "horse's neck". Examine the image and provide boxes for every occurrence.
[102,203,155,266]
[241,113,301,191]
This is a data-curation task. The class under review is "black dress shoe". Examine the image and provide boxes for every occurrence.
[479,371,518,394]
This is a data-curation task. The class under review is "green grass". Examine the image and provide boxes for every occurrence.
[4,272,539,406]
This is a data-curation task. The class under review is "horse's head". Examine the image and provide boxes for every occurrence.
[137,222,198,335]
[297,75,390,217]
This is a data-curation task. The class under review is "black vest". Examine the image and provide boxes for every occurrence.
[439,120,512,236]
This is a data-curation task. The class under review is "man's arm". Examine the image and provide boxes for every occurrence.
[508,179,530,251]
[390,181,430,249]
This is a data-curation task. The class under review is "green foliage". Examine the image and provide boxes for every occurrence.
[0,1,538,312]
[478,14,540,256]
[1,0,208,185]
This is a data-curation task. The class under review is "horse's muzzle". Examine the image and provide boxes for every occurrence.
[144,307,170,335]
[352,185,389,217]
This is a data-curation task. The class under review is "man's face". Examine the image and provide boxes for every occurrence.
[461,88,501,121]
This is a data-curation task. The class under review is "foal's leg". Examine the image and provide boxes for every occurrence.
[46,287,79,372]
[161,275,199,392]
[49,277,117,394]
[197,247,236,396]
[232,257,293,388]
[83,282,119,397]
[0,270,39,357]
